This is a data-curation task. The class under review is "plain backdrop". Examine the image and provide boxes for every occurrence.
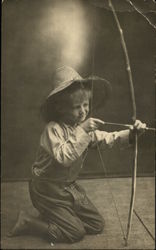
[1,0,155,180]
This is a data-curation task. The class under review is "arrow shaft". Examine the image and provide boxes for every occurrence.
[103,121,155,131]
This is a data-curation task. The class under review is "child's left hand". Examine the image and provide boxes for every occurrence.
[130,119,147,137]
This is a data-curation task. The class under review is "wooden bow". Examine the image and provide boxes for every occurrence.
[91,0,155,245]
[108,0,140,245]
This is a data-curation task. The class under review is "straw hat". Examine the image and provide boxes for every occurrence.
[47,66,111,103]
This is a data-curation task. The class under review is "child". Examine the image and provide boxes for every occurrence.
[8,66,146,243]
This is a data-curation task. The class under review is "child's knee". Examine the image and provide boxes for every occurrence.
[90,217,105,234]
[95,219,104,233]
[69,226,86,243]
[48,222,85,243]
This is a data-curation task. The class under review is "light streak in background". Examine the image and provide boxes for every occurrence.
[39,0,90,68]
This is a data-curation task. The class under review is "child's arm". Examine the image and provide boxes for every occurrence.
[90,129,130,149]
[40,122,91,167]
[80,118,146,149]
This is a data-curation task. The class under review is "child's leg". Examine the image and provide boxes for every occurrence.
[38,206,86,243]
[29,180,86,243]
[8,207,86,243]
[8,210,48,237]
[74,184,104,235]
[77,200,104,235]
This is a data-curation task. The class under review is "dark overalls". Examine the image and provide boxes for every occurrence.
[29,154,104,243]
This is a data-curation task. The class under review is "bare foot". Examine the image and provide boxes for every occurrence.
[7,210,30,237]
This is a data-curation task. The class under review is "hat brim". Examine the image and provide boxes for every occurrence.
[47,75,111,96]
[47,75,112,115]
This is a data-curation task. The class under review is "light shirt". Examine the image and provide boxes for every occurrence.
[32,121,130,182]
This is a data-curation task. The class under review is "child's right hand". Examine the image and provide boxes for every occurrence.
[80,118,104,133]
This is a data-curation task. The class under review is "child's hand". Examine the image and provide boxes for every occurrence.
[130,119,147,137]
[80,118,104,133]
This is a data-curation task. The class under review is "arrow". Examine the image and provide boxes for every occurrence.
[100,121,155,131]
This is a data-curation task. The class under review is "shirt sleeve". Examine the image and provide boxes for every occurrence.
[40,122,91,167]
[89,129,130,149]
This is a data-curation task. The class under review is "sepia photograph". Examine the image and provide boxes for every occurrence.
[1,0,155,249]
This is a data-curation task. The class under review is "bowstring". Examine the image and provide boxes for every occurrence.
[90,4,126,242]
[97,145,126,241]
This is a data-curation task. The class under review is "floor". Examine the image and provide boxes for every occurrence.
[1,177,155,249]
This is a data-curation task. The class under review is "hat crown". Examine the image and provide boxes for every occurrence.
[51,66,83,91]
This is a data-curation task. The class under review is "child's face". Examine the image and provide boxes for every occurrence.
[63,89,90,125]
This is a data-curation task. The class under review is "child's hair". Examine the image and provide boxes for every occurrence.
[41,81,92,123]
